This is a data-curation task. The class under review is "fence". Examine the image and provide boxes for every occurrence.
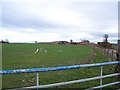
[0,61,120,89]
[92,45,117,61]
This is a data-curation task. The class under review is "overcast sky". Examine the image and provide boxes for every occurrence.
[0,0,119,43]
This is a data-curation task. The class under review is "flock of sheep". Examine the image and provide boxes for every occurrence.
[34,48,62,54]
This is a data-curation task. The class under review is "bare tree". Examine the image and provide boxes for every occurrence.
[103,34,109,43]
[0,39,9,43]
[70,39,73,44]
[5,39,9,43]
[35,41,37,44]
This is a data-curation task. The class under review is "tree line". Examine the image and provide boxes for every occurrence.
[0,39,9,43]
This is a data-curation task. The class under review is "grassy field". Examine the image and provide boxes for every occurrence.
[2,43,94,69]
[2,43,118,89]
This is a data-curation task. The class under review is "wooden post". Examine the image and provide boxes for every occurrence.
[107,49,109,57]
[115,40,120,88]
[0,43,2,90]
[117,1,120,83]
[112,50,113,61]
[117,40,120,74]
[117,40,120,80]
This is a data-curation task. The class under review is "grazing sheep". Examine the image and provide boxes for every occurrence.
[35,48,39,53]
[59,50,62,53]
[45,50,47,53]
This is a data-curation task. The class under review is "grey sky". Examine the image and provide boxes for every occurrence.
[0,0,118,43]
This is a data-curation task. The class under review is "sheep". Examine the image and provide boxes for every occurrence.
[35,48,39,53]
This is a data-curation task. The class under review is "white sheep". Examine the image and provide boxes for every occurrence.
[59,50,62,53]
[35,48,39,53]
[45,50,47,53]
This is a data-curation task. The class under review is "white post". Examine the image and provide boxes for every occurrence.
[100,66,103,90]
[36,73,39,87]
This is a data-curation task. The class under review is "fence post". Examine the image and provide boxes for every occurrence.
[118,1,120,81]
[117,40,120,80]
[0,43,2,90]
[36,73,39,88]
[112,51,114,61]
[107,49,109,57]
[100,66,103,90]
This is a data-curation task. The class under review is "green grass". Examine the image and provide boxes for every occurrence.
[2,43,119,89]
[111,44,117,50]
[2,43,93,69]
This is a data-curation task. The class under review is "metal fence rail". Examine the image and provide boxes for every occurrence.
[1,61,120,89]
[1,61,119,74]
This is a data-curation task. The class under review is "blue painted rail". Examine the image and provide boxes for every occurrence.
[1,61,120,90]
[0,61,120,74]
